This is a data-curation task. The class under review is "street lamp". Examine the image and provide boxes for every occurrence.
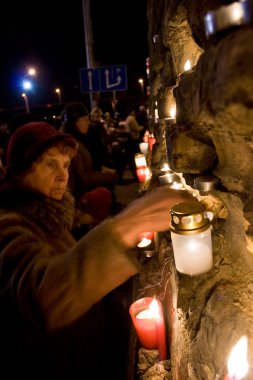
[138,78,144,95]
[55,88,62,104]
[22,93,30,114]
[27,67,36,76]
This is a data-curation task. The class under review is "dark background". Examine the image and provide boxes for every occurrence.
[0,0,148,111]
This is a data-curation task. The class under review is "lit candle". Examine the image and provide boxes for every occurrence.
[225,336,248,380]
[129,297,167,361]
[135,153,147,168]
[148,134,156,152]
[169,181,184,189]
[139,142,149,155]
[137,237,152,248]
[159,170,178,185]
[136,167,151,183]
[143,130,149,143]
[139,231,154,241]
[160,163,170,172]
[154,101,159,123]
[136,167,147,183]
[137,231,154,248]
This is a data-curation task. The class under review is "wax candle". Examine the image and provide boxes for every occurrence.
[148,134,156,152]
[143,131,149,143]
[139,231,154,241]
[136,167,147,183]
[136,167,152,183]
[135,153,147,168]
[137,237,152,248]
[160,163,170,172]
[129,297,167,361]
[139,142,149,155]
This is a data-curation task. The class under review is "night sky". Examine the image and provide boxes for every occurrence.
[0,0,148,110]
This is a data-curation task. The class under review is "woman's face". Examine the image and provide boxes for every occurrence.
[75,115,89,134]
[22,147,72,200]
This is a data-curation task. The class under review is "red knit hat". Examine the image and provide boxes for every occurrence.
[78,187,112,223]
[6,122,77,177]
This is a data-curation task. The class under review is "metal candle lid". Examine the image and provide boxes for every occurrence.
[204,1,252,37]
[170,202,210,235]
[194,175,219,192]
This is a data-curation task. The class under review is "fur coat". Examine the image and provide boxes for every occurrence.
[0,180,139,378]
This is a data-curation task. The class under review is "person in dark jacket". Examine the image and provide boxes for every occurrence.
[0,121,195,379]
[61,102,118,211]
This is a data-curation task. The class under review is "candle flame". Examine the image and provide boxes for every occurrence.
[149,297,160,319]
[161,163,170,172]
[184,59,191,72]
[170,181,183,189]
[227,336,248,379]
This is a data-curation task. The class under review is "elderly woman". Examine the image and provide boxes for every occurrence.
[0,122,195,378]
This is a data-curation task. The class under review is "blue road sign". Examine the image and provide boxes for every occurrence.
[80,65,128,93]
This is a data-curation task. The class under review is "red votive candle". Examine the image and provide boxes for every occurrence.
[148,135,156,152]
[136,167,148,183]
[129,297,167,360]
[138,231,154,241]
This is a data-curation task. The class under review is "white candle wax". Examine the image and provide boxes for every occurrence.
[136,308,153,319]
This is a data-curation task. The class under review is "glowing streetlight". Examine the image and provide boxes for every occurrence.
[23,80,32,91]
[27,67,36,76]
[55,88,62,104]
[138,78,144,94]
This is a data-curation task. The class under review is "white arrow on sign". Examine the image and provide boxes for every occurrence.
[105,69,122,89]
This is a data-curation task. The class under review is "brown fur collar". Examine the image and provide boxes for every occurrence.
[0,181,76,235]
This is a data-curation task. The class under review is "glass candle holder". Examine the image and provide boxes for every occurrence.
[170,202,213,275]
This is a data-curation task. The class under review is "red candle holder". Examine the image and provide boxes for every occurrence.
[129,297,167,360]
[138,231,154,241]
[148,134,156,152]
[136,167,148,183]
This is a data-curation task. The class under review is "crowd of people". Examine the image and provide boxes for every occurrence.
[0,100,198,378]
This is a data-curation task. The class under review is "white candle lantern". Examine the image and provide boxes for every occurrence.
[139,142,149,155]
[135,153,147,168]
[170,202,213,275]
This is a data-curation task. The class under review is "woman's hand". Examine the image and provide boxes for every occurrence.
[113,187,198,247]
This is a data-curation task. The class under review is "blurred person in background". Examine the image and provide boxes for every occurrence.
[89,105,112,171]
[61,102,119,213]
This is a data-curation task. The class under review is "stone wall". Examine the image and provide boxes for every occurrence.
[140,0,253,379]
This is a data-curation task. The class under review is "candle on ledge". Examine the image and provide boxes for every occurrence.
[137,237,152,248]
[143,130,149,143]
[138,231,154,241]
[154,101,159,123]
[148,133,156,152]
[136,167,152,183]
[139,142,149,155]
[135,153,147,168]
[129,297,167,361]
[224,336,248,380]
[160,163,170,172]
